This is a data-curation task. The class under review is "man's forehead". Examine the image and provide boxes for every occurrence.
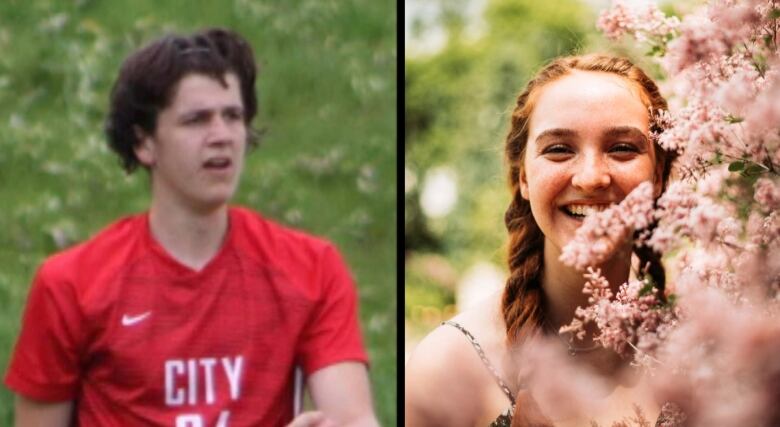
[167,72,243,111]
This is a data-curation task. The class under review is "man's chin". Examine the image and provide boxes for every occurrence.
[192,192,235,214]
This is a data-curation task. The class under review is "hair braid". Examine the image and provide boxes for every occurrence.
[633,220,667,296]
[502,188,546,343]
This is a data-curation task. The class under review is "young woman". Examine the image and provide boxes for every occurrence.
[405,54,676,426]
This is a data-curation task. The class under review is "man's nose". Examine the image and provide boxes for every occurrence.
[571,153,611,193]
[207,116,233,144]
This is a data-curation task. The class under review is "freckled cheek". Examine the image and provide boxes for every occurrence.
[612,158,657,189]
[525,165,570,207]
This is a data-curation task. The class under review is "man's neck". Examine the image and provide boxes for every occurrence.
[148,197,230,271]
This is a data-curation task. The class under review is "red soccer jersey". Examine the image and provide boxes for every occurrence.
[5,206,368,426]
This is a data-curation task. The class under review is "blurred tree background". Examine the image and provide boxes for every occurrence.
[404,0,654,359]
[0,0,396,424]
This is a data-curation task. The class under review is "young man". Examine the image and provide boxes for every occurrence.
[5,28,379,427]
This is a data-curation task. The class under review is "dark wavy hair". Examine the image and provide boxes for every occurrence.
[502,54,677,344]
[105,27,259,173]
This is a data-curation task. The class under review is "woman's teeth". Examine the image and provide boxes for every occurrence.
[564,204,609,217]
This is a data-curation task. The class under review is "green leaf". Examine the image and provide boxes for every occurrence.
[769,8,780,19]
[728,161,745,172]
[725,114,744,124]
[714,151,723,164]
[646,44,665,57]
[638,282,655,297]
[665,294,677,307]
[753,54,769,76]
[744,164,765,176]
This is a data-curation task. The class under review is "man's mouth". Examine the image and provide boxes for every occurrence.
[203,157,232,170]
[560,204,611,219]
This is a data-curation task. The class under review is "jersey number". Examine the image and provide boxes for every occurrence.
[176,411,230,427]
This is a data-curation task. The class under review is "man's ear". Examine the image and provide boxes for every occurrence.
[133,125,155,167]
[519,168,529,200]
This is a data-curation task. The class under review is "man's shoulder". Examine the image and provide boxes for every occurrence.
[38,214,144,284]
[231,205,337,259]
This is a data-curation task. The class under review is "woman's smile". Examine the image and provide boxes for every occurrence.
[560,203,614,219]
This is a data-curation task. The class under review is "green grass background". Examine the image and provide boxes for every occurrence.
[0,0,397,424]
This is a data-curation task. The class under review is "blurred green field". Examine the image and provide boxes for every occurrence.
[0,0,396,424]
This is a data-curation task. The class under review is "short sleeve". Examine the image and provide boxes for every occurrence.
[4,262,85,401]
[296,245,369,375]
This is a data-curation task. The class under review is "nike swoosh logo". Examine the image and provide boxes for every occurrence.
[121,311,152,326]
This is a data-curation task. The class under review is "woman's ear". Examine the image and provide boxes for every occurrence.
[133,125,156,167]
[519,169,529,200]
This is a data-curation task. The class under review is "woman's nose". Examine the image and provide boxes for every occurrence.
[571,154,611,193]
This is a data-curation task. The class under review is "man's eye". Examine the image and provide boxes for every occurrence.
[225,110,244,121]
[184,115,207,125]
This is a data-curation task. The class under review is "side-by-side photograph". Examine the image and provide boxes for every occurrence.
[1,0,779,426]
[0,1,395,426]
[405,0,779,426]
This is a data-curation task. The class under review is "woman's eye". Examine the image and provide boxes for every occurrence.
[542,144,572,155]
[610,143,640,154]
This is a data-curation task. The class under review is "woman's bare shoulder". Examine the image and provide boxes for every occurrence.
[407,293,505,387]
[405,294,506,426]
[405,323,483,426]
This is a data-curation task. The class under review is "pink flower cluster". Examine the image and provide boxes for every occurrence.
[748,210,780,248]
[663,13,731,74]
[515,334,613,422]
[715,55,763,117]
[663,1,763,74]
[650,289,780,425]
[535,2,780,425]
[560,267,676,366]
[654,98,734,174]
[754,176,780,212]
[648,180,736,251]
[597,0,634,40]
[604,0,780,173]
[560,182,655,271]
[516,331,688,426]
[597,0,679,44]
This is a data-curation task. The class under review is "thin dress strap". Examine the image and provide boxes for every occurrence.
[441,320,516,405]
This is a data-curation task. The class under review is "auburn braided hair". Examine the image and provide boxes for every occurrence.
[502,54,677,344]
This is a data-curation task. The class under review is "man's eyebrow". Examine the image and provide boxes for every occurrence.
[535,128,578,143]
[603,126,648,142]
[179,105,244,116]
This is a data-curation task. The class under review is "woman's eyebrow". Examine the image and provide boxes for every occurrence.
[602,126,648,143]
[535,128,578,143]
